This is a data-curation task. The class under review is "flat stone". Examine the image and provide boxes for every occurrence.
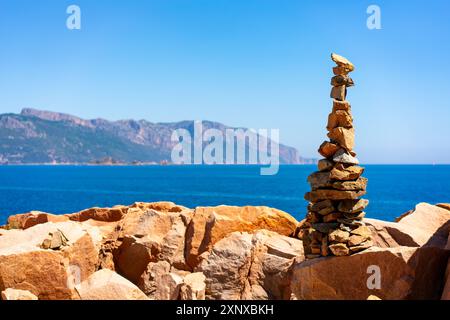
[332,177,367,191]
[318,159,334,172]
[311,223,339,234]
[351,226,372,238]
[323,212,341,223]
[307,171,331,190]
[309,200,335,215]
[337,218,364,227]
[348,234,369,246]
[331,75,354,87]
[305,189,366,202]
[329,243,349,256]
[331,53,355,72]
[318,141,340,158]
[330,164,364,181]
[349,240,373,253]
[333,66,351,76]
[328,127,355,151]
[327,110,353,130]
[330,85,346,101]
[343,211,366,220]
[338,199,369,214]
[332,149,359,165]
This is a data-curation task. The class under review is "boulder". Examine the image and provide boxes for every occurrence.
[180,272,206,300]
[67,206,129,222]
[185,206,298,269]
[292,203,450,300]
[291,245,447,300]
[0,221,100,300]
[197,230,303,300]
[114,206,193,283]
[75,269,149,300]
[7,211,69,230]
[137,261,171,298]
[1,288,38,300]
[155,272,184,300]
[330,75,354,88]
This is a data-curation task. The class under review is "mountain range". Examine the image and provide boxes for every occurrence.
[0,108,315,165]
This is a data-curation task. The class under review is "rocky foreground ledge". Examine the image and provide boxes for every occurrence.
[0,202,449,300]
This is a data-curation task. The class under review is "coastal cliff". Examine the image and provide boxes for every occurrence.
[0,202,449,300]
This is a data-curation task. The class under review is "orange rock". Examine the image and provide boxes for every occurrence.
[75,269,149,300]
[330,85,346,101]
[291,245,447,300]
[185,206,298,269]
[7,211,69,230]
[332,100,351,112]
[0,222,100,299]
[327,110,353,130]
[330,164,364,181]
[327,127,355,151]
[318,141,340,158]
[304,189,366,202]
[67,206,128,222]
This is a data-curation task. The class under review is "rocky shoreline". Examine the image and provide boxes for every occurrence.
[0,202,449,300]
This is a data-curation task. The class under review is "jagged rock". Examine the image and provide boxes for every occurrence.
[328,230,350,242]
[327,127,355,151]
[333,100,351,112]
[307,171,331,190]
[338,199,369,214]
[332,149,359,165]
[291,244,448,300]
[331,53,355,72]
[351,226,372,238]
[75,269,149,300]
[330,85,346,101]
[197,230,303,300]
[115,206,193,283]
[1,288,38,300]
[185,205,298,269]
[327,110,353,130]
[330,164,364,180]
[180,273,206,300]
[7,211,69,230]
[318,141,340,158]
[318,159,334,171]
[323,212,341,223]
[0,222,101,299]
[329,243,349,256]
[331,75,354,87]
[348,235,368,246]
[155,272,183,300]
[67,206,129,222]
[137,261,171,298]
[305,189,366,202]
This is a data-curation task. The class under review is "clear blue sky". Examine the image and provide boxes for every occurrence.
[0,0,449,163]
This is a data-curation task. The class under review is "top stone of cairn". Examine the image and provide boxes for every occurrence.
[331,53,355,73]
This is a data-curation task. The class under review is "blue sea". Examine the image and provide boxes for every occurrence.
[0,165,449,224]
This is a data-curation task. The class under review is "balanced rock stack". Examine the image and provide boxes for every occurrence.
[300,53,372,258]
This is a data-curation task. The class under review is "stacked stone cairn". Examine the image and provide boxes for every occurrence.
[300,53,372,258]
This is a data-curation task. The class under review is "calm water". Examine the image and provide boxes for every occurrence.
[0,165,449,224]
